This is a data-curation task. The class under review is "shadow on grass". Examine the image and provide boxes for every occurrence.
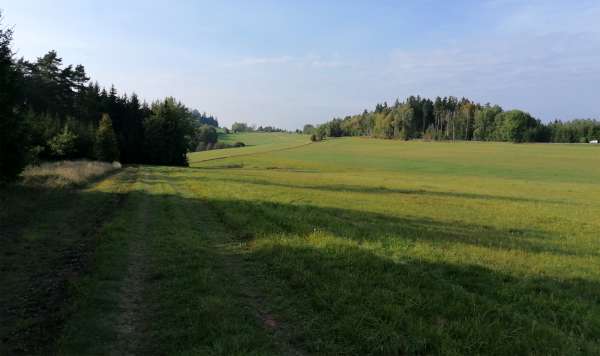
[139,171,581,258]
[165,170,568,205]
[190,194,598,354]
[0,170,128,355]
[2,174,598,354]
[247,243,600,355]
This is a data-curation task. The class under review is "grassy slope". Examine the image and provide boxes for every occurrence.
[2,136,599,354]
[189,137,600,354]
[188,132,309,164]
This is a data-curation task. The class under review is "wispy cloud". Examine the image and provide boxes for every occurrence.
[226,54,349,69]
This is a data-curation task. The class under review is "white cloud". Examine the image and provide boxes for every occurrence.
[226,54,349,69]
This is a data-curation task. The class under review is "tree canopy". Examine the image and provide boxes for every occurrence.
[312,96,599,143]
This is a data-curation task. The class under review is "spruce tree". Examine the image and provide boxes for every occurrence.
[94,113,120,162]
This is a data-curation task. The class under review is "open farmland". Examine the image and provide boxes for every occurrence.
[2,135,600,355]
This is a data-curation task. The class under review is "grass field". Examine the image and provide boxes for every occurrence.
[188,132,309,164]
[2,135,600,355]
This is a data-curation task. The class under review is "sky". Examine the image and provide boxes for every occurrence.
[2,0,600,129]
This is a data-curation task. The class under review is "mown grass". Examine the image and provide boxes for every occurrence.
[187,137,600,354]
[188,132,309,164]
[3,137,600,354]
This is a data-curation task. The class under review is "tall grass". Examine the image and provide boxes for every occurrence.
[22,160,121,188]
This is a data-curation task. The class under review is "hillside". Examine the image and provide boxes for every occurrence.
[2,135,599,354]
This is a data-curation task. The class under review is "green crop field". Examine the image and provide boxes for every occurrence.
[2,135,600,355]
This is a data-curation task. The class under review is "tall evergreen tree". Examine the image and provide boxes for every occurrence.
[95,114,119,162]
[0,12,28,182]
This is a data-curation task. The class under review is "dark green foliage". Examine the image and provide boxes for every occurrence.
[0,13,210,168]
[494,110,539,143]
[327,119,344,137]
[48,125,78,158]
[191,109,219,127]
[231,122,253,132]
[143,98,193,166]
[94,114,119,162]
[303,124,316,135]
[0,13,28,182]
[197,125,218,145]
[473,105,503,141]
[196,139,246,151]
[547,119,600,143]
[256,125,286,132]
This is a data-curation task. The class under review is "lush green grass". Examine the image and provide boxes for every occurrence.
[188,132,309,164]
[3,136,600,354]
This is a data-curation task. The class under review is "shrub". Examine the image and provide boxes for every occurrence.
[310,134,323,142]
[197,125,218,145]
[233,142,245,147]
[48,126,78,159]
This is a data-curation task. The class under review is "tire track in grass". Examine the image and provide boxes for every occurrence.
[183,182,306,356]
[110,167,173,355]
[58,167,155,355]
[111,193,150,354]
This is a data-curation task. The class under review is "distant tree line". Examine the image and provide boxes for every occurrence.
[230,122,287,133]
[0,12,220,182]
[307,96,600,143]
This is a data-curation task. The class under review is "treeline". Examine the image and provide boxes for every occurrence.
[306,96,600,143]
[230,122,287,133]
[0,13,219,182]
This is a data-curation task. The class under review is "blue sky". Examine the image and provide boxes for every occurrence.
[3,0,600,129]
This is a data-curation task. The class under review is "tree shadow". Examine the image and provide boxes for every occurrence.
[197,196,588,258]
[2,179,597,355]
[246,242,600,355]
[183,172,570,205]
[0,177,127,355]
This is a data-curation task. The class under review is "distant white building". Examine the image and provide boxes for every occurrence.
[591,140,599,144]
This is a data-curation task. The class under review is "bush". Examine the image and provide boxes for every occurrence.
[197,125,218,145]
[310,133,323,142]
[48,126,78,159]
[233,142,245,147]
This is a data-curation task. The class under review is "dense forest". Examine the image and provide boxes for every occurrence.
[0,13,219,182]
[307,96,600,143]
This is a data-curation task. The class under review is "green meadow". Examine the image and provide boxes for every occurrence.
[2,134,600,355]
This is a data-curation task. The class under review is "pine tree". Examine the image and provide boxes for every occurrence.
[0,12,29,182]
[94,113,119,162]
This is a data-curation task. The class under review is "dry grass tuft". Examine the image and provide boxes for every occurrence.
[22,160,121,188]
